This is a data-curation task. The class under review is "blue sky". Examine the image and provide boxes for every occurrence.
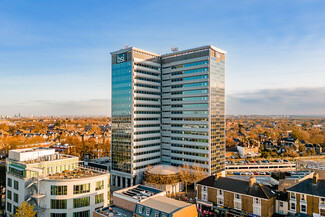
[0,0,325,116]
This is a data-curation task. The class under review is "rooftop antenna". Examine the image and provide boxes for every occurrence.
[171,46,179,52]
[123,44,130,49]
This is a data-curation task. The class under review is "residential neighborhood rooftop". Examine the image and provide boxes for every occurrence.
[288,178,325,197]
[197,176,276,199]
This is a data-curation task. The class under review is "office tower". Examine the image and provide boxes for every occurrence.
[111,45,226,188]
[6,147,110,217]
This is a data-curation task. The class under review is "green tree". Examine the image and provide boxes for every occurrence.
[11,201,36,217]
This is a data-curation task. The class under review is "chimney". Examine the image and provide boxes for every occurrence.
[249,176,256,187]
[313,172,319,184]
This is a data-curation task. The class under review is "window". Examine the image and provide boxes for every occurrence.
[202,193,208,201]
[235,194,241,200]
[253,198,261,205]
[51,186,67,195]
[203,186,207,192]
[73,197,90,208]
[13,206,17,213]
[253,206,261,216]
[7,190,12,200]
[14,193,18,203]
[290,202,296,211]
[155,211,160,217]
[301,204,307,213]
[7,202,12,212]
[138,206,143,213]
[301,194,306,201]
[217,197,223,206]
[73,210,90,217]
[73,183,90,194]
[279,201,284,207]
[95,193,104,204]
[218,189,223,196]
[321,197,325,205]
[95,180,104,191]
[145,208,150,216]
[8,178,12,187]
[290,192,296,200]
[14,180,19,190]
[51,199,67,209]
[51,214,67,217]
[320,209,325,217]
[234,201,241,210]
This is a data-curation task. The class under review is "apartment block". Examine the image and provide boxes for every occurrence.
[5,148,110,217]
[111,45,226,188]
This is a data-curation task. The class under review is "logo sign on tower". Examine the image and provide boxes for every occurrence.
[116,53,127,64]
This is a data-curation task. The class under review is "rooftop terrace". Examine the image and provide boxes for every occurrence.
[47,166,108,180]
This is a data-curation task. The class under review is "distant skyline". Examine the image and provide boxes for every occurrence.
[1,0,325,116]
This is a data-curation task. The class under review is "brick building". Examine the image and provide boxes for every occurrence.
[196,176,276,216]
[287,173,325,217]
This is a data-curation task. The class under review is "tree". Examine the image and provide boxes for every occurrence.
[178,164,191,195]
[191,163,207,183]
[11,201,36,217]
[226,137,235,148]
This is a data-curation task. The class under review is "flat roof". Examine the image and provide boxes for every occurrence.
[138,196,192,214]
[111,45,226,57]
[47,167,107,180]
[162,45,226,58]
[110,47,160,57]
[9,147,52,153]
[96,205,134,217]
[114,185,163,201]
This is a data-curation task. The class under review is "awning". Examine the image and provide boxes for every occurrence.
[228,208,243,216]
[196,199,213,207]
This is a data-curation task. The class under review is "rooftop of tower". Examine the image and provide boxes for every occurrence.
[110,45,226,57]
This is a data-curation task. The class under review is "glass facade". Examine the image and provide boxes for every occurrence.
[209,53,226,174]
[51,199,67,209]
[73,196,90,208]
[111,60,132,174]
[111,46,225,186]
[51,186,67,195]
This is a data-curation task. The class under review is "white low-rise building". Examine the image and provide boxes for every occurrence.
[5,147,110,217]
